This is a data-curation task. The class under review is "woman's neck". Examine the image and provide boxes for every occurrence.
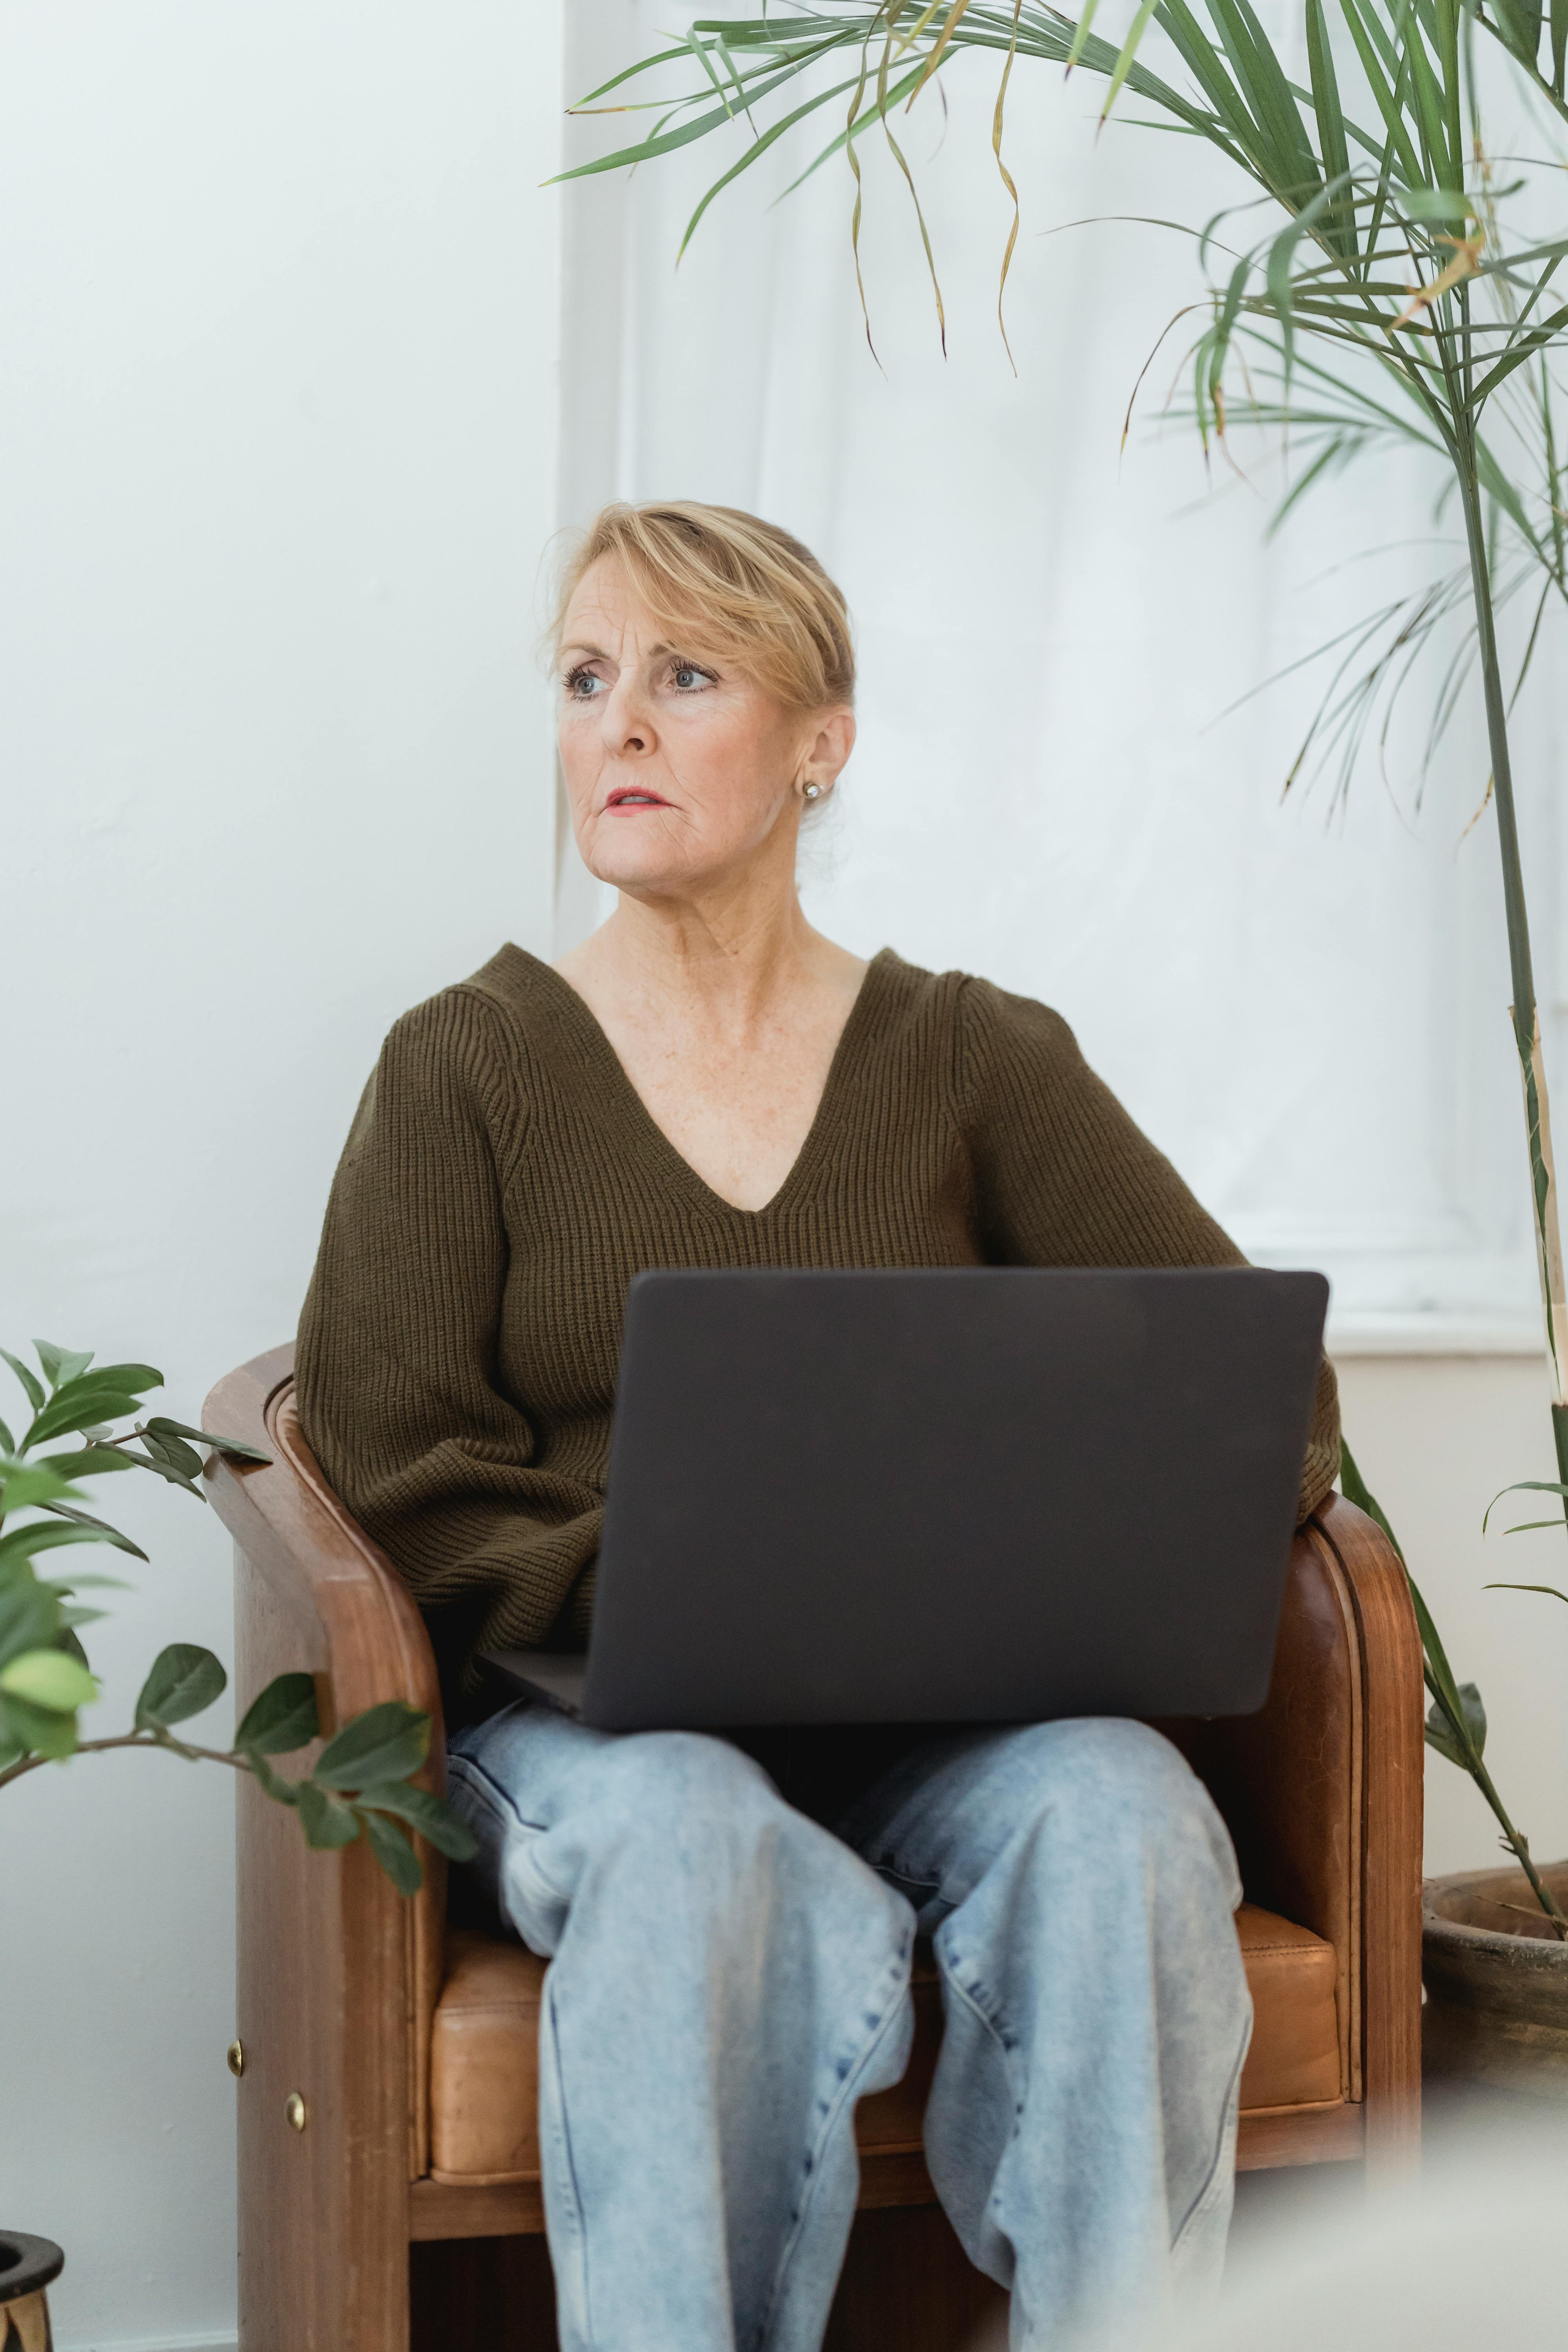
[558,876,857,1042]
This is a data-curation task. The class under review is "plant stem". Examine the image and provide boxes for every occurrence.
[1455,435,1568,1423]
[0,1728,254,1793]
[1439,1688,1568,1934]
[1449,429,1568,1931]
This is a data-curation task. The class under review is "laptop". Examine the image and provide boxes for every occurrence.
[481,1265,1328,1731]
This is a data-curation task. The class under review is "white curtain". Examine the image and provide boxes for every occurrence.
[559,0,1564,1338]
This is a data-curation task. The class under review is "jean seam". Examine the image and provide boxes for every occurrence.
[1169,2010,1251,2250]
[446,1756,573,1910]
[757,1937,913,2352]
[542,1975,593,2344]
[446,1751,549,1837]
[872,1862,943,1898]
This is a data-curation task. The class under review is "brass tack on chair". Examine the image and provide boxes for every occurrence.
[226,2040,246,2078]
[285,2092,308,2132]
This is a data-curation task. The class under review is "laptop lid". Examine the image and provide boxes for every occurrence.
[573,1266,1328,1732]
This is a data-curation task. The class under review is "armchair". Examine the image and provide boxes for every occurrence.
[203,1345,1422,2352]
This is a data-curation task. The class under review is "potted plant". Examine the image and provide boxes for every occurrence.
[0,1339,476,2335]
[563,0,1568,2078]
[1338,1443,1568,2092]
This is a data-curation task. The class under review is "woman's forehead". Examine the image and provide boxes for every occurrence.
[561,558,717,661]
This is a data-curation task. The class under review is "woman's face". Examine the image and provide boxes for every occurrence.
[555,557,853,898]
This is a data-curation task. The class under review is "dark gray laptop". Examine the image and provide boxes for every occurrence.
[481,1266,1328,1731]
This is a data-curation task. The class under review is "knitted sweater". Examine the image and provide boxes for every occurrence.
[296,946,1339,1698]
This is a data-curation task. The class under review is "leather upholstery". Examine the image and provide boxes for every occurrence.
[1160,1526,1360,2100]
[428,1904,1342,2184]
[1234,1903,1341,2110]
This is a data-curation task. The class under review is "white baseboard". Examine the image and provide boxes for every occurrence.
[58,2336,236,2352]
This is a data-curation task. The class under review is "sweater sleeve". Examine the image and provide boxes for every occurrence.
[957,977,1339,1524]
[295,988,603,1690]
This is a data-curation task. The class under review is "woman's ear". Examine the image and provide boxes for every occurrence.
[802,708,855,793]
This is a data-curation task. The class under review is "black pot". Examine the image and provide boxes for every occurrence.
[0,2234,63,2352]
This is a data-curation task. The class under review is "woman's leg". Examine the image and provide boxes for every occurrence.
[447,1702,916,2352]
[835,1718,1250,2351]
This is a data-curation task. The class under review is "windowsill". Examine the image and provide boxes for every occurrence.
[1327,1312,1545,1357]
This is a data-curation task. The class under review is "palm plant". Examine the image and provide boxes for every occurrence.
[564,0,1568,1920]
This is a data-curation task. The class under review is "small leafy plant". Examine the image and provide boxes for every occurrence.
[0,1339,476,1894]
[1342,1437,1566,1936]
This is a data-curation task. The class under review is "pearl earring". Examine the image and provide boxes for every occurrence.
[802,783,821,800]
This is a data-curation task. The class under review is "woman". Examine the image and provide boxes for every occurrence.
[297,500,1339,2352]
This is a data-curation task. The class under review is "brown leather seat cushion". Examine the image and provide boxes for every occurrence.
[428,1903,1341,2184]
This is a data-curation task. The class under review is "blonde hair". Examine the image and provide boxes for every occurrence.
[551,500,855,711]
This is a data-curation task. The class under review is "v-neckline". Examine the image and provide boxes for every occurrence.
[502,945,894,1221]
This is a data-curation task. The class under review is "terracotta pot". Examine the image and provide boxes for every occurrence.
[1423,1860,1568,2098]
[0,2234,62,2352]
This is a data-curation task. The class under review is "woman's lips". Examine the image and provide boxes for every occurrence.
[605,789,670,809]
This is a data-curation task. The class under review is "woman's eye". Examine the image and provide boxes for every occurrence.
[670,662,713,692]
[564,667,606,699]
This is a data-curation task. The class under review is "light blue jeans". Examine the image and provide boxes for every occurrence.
[446,1707,1250,2352]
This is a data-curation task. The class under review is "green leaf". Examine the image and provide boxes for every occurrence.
[118,1449,205,1499]
[141,1428,204,1479]
[24,1388,145,1449]
[1425,1679,1486,1766]
[548,54,823,186]
[56,1604,107,1635]
[0,1417,13,1457]
[1101,0,1163,125]
[0,1462,85,1513]
[34,1447,139,1482]
[0,1688,77,1760]
[66,1361,162,1396]
[235,1672,319,1755]
[360,1807,424,1895]
[247,1750,302,1807]
[1399,185,1472,221]
[135,1644,227,1730]
[312,1700,430,1791]
[1304,0,1355,260]
[1485,1580,1568,1603]
[0,1575,63,1670]
[356,1779,481,1862]
[0,1647,97,1711]
[296,1778,363,1850]
[34,1500,148,1559]
[1338,1437,1405,1559]
[1482,1478,1568,1533]
[143,1418,271,1466]
[1,1351,46,1416]
[34,1341,94,1392]
[0,1520,124,1574]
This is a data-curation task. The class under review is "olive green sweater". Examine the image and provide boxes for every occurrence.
[297,946,1339,1698]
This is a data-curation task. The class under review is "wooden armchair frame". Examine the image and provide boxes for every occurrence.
[203,1345,1423,2352]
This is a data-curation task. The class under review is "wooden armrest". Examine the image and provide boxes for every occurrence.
[203,1343,448,2187]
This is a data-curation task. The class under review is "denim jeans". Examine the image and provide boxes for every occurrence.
[445,1707,1250,2352]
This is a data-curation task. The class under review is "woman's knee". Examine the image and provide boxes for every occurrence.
[578,1730,803,1885]
[985,1716,1222,1856]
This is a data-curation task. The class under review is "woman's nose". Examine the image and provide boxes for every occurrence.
[600,675,653,756]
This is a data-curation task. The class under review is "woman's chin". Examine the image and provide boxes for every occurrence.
[583,845,700,897]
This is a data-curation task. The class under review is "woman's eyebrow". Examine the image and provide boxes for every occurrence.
[559,640,607,660]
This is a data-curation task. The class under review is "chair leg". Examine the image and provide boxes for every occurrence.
[410,2236,557,2350]
[825,2207,1008,2352]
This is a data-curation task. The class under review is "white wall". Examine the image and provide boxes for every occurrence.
[0,8,562,2347]
[4,9,1567,2351]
